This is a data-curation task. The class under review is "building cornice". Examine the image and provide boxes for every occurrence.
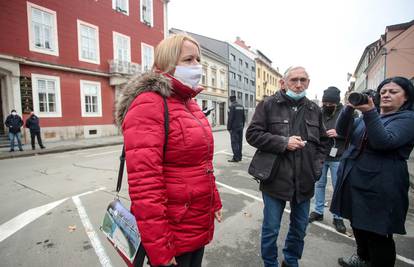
[0,54,110,77]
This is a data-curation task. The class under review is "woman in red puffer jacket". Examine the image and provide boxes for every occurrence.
[116,34,222,267]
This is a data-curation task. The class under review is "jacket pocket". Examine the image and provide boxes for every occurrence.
[305,119,320,144]
[268,118,289,137]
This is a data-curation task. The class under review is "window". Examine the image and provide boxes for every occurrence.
[251,66,255,72]
[239,59,243,66]
[220,70,225,88]
[231,90,236,96]
[251,80,255,86]
[31,74,61,117]
[237,74,242,81]
[245,93,249,107]
[244,77,249,84]
[112,0,129,15]
[211,69,217,87]
[77,20,100,64]
[231,54,236,61]
[202,66,207,85]
[229,72,236,80]
[141,0,153,26]
[245,62,248,69]
[250,95,254,108]
[257,68,261,78]
[113,32,131,62]
[141,43,154,72]
[27,2,59,56]
[237,92,242,102]
[80,80,102,117]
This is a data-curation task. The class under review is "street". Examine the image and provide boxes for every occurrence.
[0,130,413,267]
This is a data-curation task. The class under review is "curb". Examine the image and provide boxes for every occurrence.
[0,128,228,160]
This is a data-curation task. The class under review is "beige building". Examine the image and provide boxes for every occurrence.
[196,48,228,127]
[351,20,414,92]
[255,50,282,104]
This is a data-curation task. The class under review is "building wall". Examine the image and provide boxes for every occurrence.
[386,24,414,79]
[255,59,281,103]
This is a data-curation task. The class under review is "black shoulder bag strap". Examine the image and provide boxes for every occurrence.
[116,96,169,194]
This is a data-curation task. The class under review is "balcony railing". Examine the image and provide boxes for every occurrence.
[109,60,141,76]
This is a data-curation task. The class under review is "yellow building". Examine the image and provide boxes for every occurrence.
[255,50,282,104]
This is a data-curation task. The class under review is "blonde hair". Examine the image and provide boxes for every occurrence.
[153,33,201,74]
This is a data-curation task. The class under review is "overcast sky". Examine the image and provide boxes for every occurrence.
[168,0,414,100]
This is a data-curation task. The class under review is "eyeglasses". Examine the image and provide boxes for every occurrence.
[288,77,309,84]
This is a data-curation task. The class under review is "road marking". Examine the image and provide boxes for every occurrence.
[0,198,68,242]
[214,150,253,159]
[215,180,414,265]
[214,149,227,155]
[84,150,119,158]
[72,195,113,267]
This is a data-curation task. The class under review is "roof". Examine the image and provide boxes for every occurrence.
[386,19,414,32]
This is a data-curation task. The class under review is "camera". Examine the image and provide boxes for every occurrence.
[348,89,378,106]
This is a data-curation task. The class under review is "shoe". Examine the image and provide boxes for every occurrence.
[19,148,23,151]
[308,211,323,223]
[338,254,370,267]
[333,218,346,234]
[9,149,14,152]
[32,147,36,150]
[40,146,46,149]
[228,159,239,162]
[281,260,291,267]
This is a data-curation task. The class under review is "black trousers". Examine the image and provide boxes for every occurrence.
[158,247,204,267]
[30,131,44,149]
[230,128,243,161]
[353,227,396,267]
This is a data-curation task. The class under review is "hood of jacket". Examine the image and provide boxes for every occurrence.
[115,71,203,127]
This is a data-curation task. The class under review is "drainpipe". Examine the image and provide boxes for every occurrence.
[163,0,170,38]
[382,47,387,80]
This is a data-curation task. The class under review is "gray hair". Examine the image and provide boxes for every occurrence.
[283,66,309,79]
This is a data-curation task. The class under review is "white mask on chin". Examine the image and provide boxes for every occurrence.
[174,65,202,89]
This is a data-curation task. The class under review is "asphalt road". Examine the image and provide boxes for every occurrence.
[0,130,413,267]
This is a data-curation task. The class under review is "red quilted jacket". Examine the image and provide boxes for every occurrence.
[117,72,222,266]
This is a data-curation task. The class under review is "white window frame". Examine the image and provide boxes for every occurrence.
[140,0,153,26]
[27,2,59,56]
[80,80,102,117]
[77,20,100,64]
[113,32,131,63]
[112,0,129,15]
[141,42,154,72]
[31,74,62,118]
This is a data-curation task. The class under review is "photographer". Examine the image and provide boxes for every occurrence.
[330,77,414,267]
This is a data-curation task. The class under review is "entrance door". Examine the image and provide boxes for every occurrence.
[219,102,225,125]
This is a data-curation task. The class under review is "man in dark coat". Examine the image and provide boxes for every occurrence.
[4,109,24,152]
[227,95,245,162]
[246,66,329,267]
[309,86,347,234]
[25,111,45,150]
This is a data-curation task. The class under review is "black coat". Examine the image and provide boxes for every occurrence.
[246,91,330,203]
[227,101,245,130]
[330,106,414,235]
[26,115,41,132]
[5,114,23,134]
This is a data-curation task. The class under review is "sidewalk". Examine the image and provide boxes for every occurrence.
[0,125,228,160]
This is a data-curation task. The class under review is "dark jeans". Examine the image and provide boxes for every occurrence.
[30,131,44,149]
[353,227,396,267]
[229,128,243,161]
[151,247,205,267]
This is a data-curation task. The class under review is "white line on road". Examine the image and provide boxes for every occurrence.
[215,180,414,265]
[0,198,68,242]
[72,195,113,267]
[84,150,119,158]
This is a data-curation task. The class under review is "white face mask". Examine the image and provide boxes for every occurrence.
[174,65,202,89]
[11,112,17,116]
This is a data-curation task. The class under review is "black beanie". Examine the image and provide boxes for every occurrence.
[322,86,340,103]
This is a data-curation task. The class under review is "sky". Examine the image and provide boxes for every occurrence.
[168,0,414,100]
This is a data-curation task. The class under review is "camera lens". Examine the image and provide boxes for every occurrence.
[348,92,368,106]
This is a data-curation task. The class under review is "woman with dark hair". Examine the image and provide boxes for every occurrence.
[331,76,414,267]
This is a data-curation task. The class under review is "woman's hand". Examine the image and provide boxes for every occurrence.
[214,209,222,222]
[167,257,177,266]
[349,96,376,113]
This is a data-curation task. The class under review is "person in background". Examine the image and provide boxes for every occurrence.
[4,109,23,152]
[331,77,414,267]
[309,86,346,234]
[25,111,45,150]
[116,33,222,267]
[246,66,329,267]
[227,95,245,162]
